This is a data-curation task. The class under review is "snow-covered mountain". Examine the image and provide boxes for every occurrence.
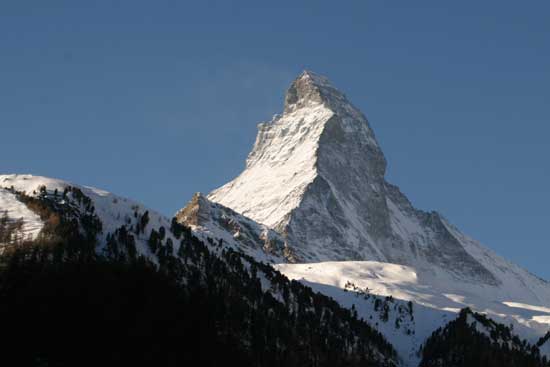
[204,71,550,364]
[208,71,495,284]
[0,174,177,256]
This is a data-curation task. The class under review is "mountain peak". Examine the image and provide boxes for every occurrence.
[299,70,331,87]
[284,70,347,113]
[210,71,390,257]
[208,72,506,286]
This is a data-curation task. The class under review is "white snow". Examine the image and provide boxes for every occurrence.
[503,302,550,315]
[209,102,333,229]
[0,188,43,242]
[0,174,178,258]
[386,198,424,240]
[275,260,550,365]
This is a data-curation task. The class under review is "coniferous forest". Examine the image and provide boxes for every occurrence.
[420,308,550,367]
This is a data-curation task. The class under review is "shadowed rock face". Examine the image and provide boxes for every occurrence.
[208,71,499,285]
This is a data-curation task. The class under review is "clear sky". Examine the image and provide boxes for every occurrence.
[1,1,549,279]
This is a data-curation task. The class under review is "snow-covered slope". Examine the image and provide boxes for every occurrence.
[0,174,177,258]
[0,187,43,243]
[275,260,550,365]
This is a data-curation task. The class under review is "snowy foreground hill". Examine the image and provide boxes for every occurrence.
[0,174,178,259]
[1,72,550,366]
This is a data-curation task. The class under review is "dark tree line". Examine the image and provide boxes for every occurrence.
[420,308,550,367]
[540,333,550,345]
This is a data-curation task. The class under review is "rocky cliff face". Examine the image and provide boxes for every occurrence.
[176,193,292,263]
[208,71,500,285]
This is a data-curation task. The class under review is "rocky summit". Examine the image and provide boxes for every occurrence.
[209,71,498,285]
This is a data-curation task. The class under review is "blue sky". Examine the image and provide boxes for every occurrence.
[1,1,549,278]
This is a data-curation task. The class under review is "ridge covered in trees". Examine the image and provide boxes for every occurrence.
[419,308,550,367]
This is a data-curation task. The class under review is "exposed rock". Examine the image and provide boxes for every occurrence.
[176,193,293,262]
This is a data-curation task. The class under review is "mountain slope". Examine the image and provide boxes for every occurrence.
[275,260,550,365]
[0,173,399,367]
[0,174,175,258]
[0,188,42,243]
